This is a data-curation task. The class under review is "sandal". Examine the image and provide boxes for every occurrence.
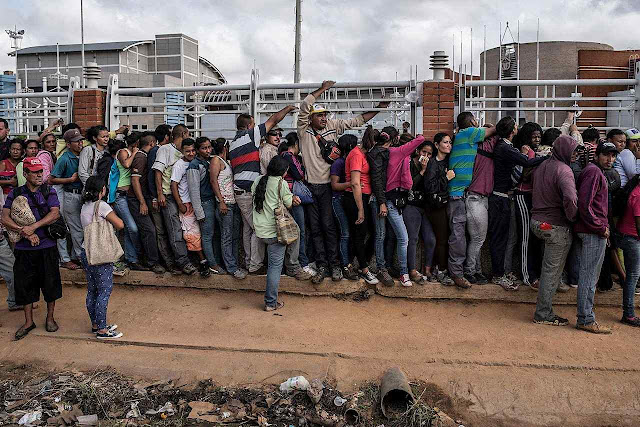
[15,323,36,340]
[46,320,59,333]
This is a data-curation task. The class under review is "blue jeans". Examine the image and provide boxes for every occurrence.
[80,250,114,330]
[201,199,222,267]
[291,204,309,267]
[215,202,240,273]
[618,234,640,319]
[261,237,286,307]
[0,238,16,308]
[332,194,350,266]
[370,195,386,270]
[576,232,607,326]
[113,192,141,264]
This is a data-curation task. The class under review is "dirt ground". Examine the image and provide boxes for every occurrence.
[1,283,640,426]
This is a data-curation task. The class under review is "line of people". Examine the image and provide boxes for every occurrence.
[1,79,640,339]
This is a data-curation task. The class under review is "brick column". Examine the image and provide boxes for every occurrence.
[422,80,455,141]
[72,89,106,134]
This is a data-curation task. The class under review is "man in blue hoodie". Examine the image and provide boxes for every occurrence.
[573,142,617,334]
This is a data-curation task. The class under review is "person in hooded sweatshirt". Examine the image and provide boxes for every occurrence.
[530,135,578,327]
[573,142,618,335]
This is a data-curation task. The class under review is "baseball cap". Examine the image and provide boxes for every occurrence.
[23,157,44,172]
[596,142,618,156]
[625,128,640,140]
[63,128,84,143]
[310,104,328,115]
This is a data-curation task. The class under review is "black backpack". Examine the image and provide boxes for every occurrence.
[312,129,341,164]
[12,184,68,240]
[612,174,640,217]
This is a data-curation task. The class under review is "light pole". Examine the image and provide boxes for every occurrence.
[80,0,86,88]
[5,26,25,133]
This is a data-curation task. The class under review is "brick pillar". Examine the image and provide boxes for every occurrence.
[72,89,106,135]
[422,80,455,141]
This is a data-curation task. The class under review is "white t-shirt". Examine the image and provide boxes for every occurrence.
[170,158,191,203]
[152,143,182,195]
[81,200,113,228]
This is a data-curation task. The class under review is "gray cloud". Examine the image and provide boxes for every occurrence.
[0,0,638,85]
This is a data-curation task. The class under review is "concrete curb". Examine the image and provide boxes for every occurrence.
[60,270,629,307]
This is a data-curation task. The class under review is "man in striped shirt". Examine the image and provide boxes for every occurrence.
[447,112,495,288]
[229,106,296,274]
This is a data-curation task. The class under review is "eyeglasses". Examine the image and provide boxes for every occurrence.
[268,132,282,137]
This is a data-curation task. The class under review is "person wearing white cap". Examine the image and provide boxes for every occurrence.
[612,128,640,187]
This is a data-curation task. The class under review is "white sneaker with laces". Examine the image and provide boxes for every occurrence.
[303,265,316,276]
[401,274,414,287]
[361,271,379,285]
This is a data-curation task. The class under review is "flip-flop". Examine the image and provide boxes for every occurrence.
[46,320,59,333]
[15,323,36,340]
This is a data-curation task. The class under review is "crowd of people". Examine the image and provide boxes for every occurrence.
[1,79,640,340]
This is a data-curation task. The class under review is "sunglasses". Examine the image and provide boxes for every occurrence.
[267,132,282,137]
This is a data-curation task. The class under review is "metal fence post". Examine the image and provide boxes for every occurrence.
[106,74,120,132]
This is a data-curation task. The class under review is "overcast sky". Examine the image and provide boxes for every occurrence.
[1,0,639,85]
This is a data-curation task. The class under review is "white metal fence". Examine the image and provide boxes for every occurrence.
[464,61,640,131]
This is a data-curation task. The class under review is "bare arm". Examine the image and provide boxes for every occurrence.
[350,170,365,224]
[118,148,137,169]
[361,100,391,123]
[331,174,351,192]
[131,175,148,216]
[154,169,165,207]
[310,80,336,100]
[484,126,497,138]
[170,181,185,213]
[209,158,227,214]
[105,211,124,230]
[39,119,63,142]
[265,105,297,132]
[49,173,78,185]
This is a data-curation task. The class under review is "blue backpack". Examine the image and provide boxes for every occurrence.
[107,160,120,203]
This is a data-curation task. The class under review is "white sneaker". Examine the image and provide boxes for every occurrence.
[303,265,316,276]
[401,274,414,287]
[361,271,379,285]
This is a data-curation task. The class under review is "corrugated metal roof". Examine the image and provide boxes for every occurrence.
[14,41,149,55]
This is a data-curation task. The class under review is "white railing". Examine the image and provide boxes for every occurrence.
[107,69,418,139]
[464,76,639,131]
[0,89,74,136]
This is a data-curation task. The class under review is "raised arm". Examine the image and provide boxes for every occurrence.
[265,105,297,132]
[361,99,391,123]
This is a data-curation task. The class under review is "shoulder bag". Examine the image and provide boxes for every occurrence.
[84,200,124,265]
[274,178,300,245]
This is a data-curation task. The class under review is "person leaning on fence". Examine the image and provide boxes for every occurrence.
[126,131,165,275]
[447,112,496,289]
[79,176,125,340]
[49,128,85,269]
[229,106,296,275]
[531,135,578,327]
[2,157,63,340]
[297,80,390,284]
[252,155,303,311]
[488,116,547,291]
[152,124,198,275]
[209,138,247,280]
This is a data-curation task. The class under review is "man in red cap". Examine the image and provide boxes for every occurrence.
[2,157,63,340]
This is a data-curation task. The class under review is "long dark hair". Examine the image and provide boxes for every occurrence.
[82,176,105,203]
[362,125,389,150]
[253,156,289,213]
[337,134,357,157]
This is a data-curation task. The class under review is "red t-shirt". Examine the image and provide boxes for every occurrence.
[618,185,640,238]
[345,147,371,195]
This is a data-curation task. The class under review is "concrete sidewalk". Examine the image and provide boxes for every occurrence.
[60,268,631,306]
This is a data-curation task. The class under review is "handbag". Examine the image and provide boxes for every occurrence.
[292,181,314,204]
[274,178,300,245]
[84,200,124,265]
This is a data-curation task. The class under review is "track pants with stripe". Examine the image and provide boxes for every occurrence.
[514,192,542,285]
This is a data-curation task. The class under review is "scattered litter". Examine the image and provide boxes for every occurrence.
[18,410,41,426]
[76,414,99,425]
[279,375,310,392]
[307,378,324,404]
[126,402,141,418]
[144,401,175,416]
[333,396,347,407]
